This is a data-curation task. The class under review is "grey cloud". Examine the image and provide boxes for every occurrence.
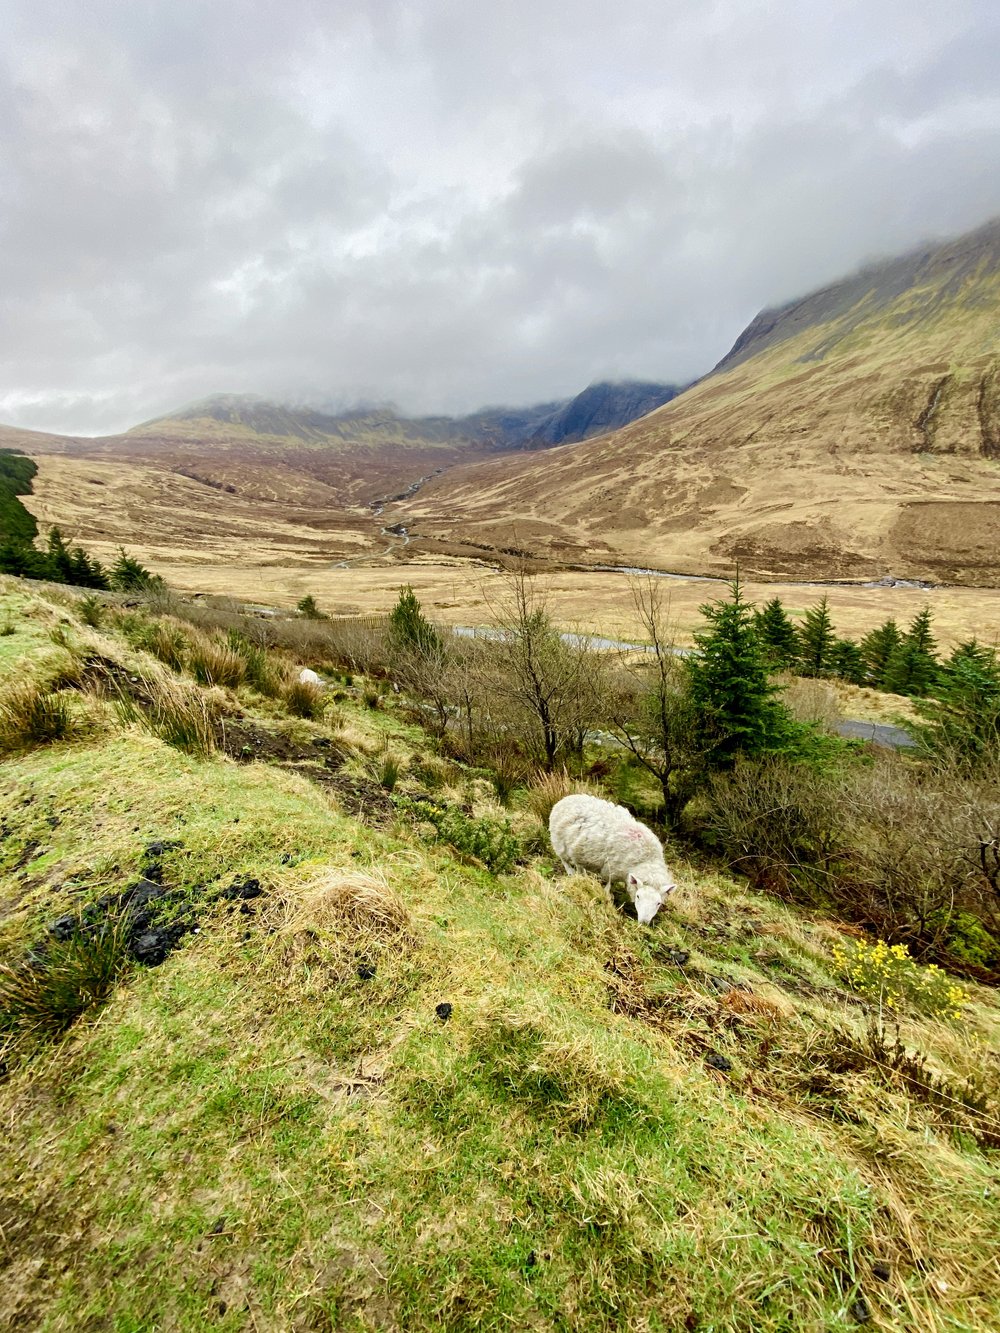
[1,0,1000,433]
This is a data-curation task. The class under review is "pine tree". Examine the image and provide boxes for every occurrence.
[883,608,940,696]
[883,640,931,696]
[797,595,837,677]
[830,638,865,685]
[753,597,800,668]
[914,643,1000,763]
[110,548,161,591]
[686,577,796,768]
[907,606,937,660]
[859,619,901,688]
[46,527,75,583]
[388,585,441,654]
[296,594,325,619]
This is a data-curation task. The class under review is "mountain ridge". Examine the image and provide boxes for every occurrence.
[398,213,1000,582]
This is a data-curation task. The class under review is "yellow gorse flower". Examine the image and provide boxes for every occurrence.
[831,935,970,1020]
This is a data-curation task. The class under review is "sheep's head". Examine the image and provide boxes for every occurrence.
[627,871,676,925]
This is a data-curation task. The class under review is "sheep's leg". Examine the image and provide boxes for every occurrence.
[560,858,574,876]
[603,877,615,903]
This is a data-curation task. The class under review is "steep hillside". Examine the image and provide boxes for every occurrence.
[401,216,1000,583]
[505,380,681,449]
[2,578,999,1330]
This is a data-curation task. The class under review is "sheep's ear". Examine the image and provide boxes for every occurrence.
[627,872,639,888]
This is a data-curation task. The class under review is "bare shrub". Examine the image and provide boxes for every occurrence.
[481,569,610,771]
[706,756,845,897]
[837,757,1000,959]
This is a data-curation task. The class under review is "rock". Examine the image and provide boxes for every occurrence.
[221,878,262,901]
[871,1261,891,1282]
[666,948,690,966]
[435,1002,453,1022]
[705,1052,732,1072]
[130,929,177,966]
[850,1296,872,1323]
[145,840,182,859]
[706,975,735,994]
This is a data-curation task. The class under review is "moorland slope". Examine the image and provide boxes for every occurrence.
[401,216,1000,582]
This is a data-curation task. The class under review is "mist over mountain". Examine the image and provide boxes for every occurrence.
[401,212,1000,583]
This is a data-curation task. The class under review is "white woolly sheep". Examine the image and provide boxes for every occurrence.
[549,793,676,925]
[298,667,323,687]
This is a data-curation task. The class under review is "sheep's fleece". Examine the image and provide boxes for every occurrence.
[298,667,323,686]
[549,794,676,924]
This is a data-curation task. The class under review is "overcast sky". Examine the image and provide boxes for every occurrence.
[2,0,1000,435]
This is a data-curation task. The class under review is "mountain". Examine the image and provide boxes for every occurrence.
[399,216,1000,583]
[508,380,681,449]
[10,382,682,520]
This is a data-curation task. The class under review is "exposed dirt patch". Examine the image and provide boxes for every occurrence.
[216,719,349,769]
[276,764,397,825]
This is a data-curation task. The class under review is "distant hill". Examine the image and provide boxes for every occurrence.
[510,381,681,449]
[8,381,682,516]
[402,215,1000,583]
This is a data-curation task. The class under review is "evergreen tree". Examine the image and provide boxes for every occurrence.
[830,638,866,685]
[46,527,75,583]
[882,608,939,697]
[914,644,1000,764]
[882,639,934,697]
[686,577,797,768]
[110,548,162,591]
[797,595,837,677]
[296,594,325,619]
[753,597,800,668]
[907,606,937,660]
[388,584,441,654]
[859,619,901,688]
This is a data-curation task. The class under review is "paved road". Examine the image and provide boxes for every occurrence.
[835,719,916,749]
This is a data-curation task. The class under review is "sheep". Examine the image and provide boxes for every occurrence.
[298,667,323,687]
[549,793,676,925]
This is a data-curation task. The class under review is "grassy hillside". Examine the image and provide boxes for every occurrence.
[2,578,999,1331]
[0,450,38,545]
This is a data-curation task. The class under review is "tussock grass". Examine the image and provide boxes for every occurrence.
[283,677,326,719]
[276,869,417,984]
[0,679,77,751]
[186,633,246,688]
[0,919,131,1038]
[522,767,603,824]
[114,674,218,756]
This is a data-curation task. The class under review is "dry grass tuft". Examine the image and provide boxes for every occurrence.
[780,675,842,731]
[276,870,417,981]
[283,678,326,720]
[187,634,246,688]
[113,672,219,756]
[0,680,78,752]
[522,768,603,825]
